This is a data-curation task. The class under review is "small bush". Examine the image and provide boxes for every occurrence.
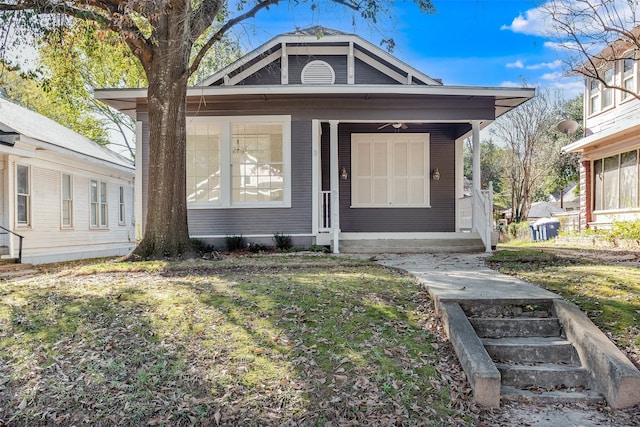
[247,242,267,253]
[609,219,640,240]
[273,233,293,250]
[191,238,215,254]
[225,235,246,251]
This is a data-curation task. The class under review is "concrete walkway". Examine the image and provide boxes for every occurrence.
[376,252,640,427]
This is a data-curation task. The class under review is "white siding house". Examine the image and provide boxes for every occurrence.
[0,98,135,264]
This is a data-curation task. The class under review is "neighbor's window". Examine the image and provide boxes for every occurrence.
[622,58,635,100]
[602,67,614,109]
[16,164,30,226]
[62,173,73,227]
[186,116,291,208]
[118,185,126,225]
[351,133,430,208]
[90,179,108,228]
[589,78,600,115]
[593,149,640,211]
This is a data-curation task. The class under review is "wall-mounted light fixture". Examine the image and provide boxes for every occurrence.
[432,168,440,181]
[340,166,348,180]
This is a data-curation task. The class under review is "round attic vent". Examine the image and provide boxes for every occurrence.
[301,60,335,84]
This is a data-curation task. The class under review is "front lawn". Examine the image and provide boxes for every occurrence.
[0,255,463,426]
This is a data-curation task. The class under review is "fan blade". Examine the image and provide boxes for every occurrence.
[378,123,391,129]
[400,123,408,129]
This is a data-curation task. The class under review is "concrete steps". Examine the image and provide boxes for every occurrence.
[462,301,604,404]
[0,261,37,279]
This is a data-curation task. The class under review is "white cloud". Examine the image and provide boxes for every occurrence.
[506,60,525,69]
[526,60,563,70]
[499,81,529,88]
[546,79,584,99]
[541,72,564,81]
[501,6,551,36]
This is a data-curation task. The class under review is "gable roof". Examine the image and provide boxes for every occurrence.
[0,97,133,171]
[198,26,442,87]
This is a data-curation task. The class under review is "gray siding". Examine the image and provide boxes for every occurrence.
[238,59,282,85]
[354,58,400,85]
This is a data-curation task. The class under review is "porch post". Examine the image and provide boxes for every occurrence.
[471,120,481,231]
[135,121,144,240]
[311,120,320,237]
[329,120,340,253]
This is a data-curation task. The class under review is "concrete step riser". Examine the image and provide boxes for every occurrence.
[470,318,562,338]
[483,341,580,364]
[497,364,590,388]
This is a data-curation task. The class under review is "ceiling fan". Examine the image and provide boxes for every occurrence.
[377,122,408,130]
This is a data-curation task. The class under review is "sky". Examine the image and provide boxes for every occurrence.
[229,0,584,99]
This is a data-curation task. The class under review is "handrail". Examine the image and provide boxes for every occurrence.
[0,225,24,264]
[473,182,494,253]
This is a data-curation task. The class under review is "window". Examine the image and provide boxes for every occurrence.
[351,133,430,208]
[593,149,640,211]
[186,116,291,208]
[602,67,614,109]
[118,185,126,225]
[589,78,600,115]
[16,164,30,226]
[90,180,108,228]
[622,58,635,100]
[62,174,73,227]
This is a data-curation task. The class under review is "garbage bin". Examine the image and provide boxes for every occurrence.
[534,218,560,241]
[529,224,539,241]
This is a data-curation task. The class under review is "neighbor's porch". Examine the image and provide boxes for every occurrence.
[310,120,495,253]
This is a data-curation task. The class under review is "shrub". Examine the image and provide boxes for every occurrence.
[191,238,215,254]
[225,235,246,251]
[610,219,640,240]
[247,242,267,253]
[273,232,293,250]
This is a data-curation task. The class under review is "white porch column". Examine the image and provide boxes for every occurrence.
[311,120,320,237]
[135,121,144,241]
[329,120,340,253]
[471,120,481,231]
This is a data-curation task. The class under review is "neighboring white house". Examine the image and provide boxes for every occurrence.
[563,30,640,230]
[0,97,136,264]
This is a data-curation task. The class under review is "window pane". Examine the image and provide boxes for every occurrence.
[593,159,603,210]
[62,174,71,199]
[603,155,619,210]
[100,182,107,203]
[17,195,27,224]
[231,123,284,203]
[186,123,221,203]
[620,150,638,208]
[17,165,28,194]
[63,201,71,226]
[91,180,98,203]
[602,68,614,108]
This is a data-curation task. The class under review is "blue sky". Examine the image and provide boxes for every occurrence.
[233,0,583,98]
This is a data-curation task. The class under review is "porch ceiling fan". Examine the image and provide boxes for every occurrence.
[377,122,408,130]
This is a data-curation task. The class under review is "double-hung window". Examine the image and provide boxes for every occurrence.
[186,116,291,208]
[593,149,640,211]
[90,180,108,228]
[62,174,73,227]
[602,67,614,109]
[118,185,126,225]
[622,58,636,100]
[589,78,600,115]
[16,164,30,227]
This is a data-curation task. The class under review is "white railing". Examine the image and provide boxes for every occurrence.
[320,190,331,232]
[473,182,494,252]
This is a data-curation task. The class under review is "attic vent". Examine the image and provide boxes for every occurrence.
[301,60,335,84]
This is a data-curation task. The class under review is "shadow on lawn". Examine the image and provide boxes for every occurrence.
[0,265,454,426]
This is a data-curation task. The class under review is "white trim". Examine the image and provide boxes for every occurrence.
[185,115,292,209]
[97,84,535,101]
[287,46,349,56]
[347,42,355,84]
[339,232,482,240]
[191,233,314,239]
[135,121,143,239]
[329,120,340,253]
[311,119,320,236]
[281,43,288,85]
[455,136,464,231]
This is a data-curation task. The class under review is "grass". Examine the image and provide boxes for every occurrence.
[0,255,462,426]
[487,247,640,367]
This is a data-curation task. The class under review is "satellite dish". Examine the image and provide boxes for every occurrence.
[556,119,579,135]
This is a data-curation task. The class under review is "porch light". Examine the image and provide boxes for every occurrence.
[432,168,440,181]
[341,166,348,180]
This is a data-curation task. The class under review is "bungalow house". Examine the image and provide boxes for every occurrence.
[563,30,640,230]
[96,27,534,253]
[0,97,136,264]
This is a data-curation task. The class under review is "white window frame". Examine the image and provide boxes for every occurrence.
[61,173,73,228]
[351,133,430,208]
[16,164,31,227]
[118,185,126,225]
[602,66,614,109]
[186,115,292,209]
[588,78,600,115]
[90,179,108,228]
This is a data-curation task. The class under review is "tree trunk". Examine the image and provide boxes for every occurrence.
[131,12,195,259]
